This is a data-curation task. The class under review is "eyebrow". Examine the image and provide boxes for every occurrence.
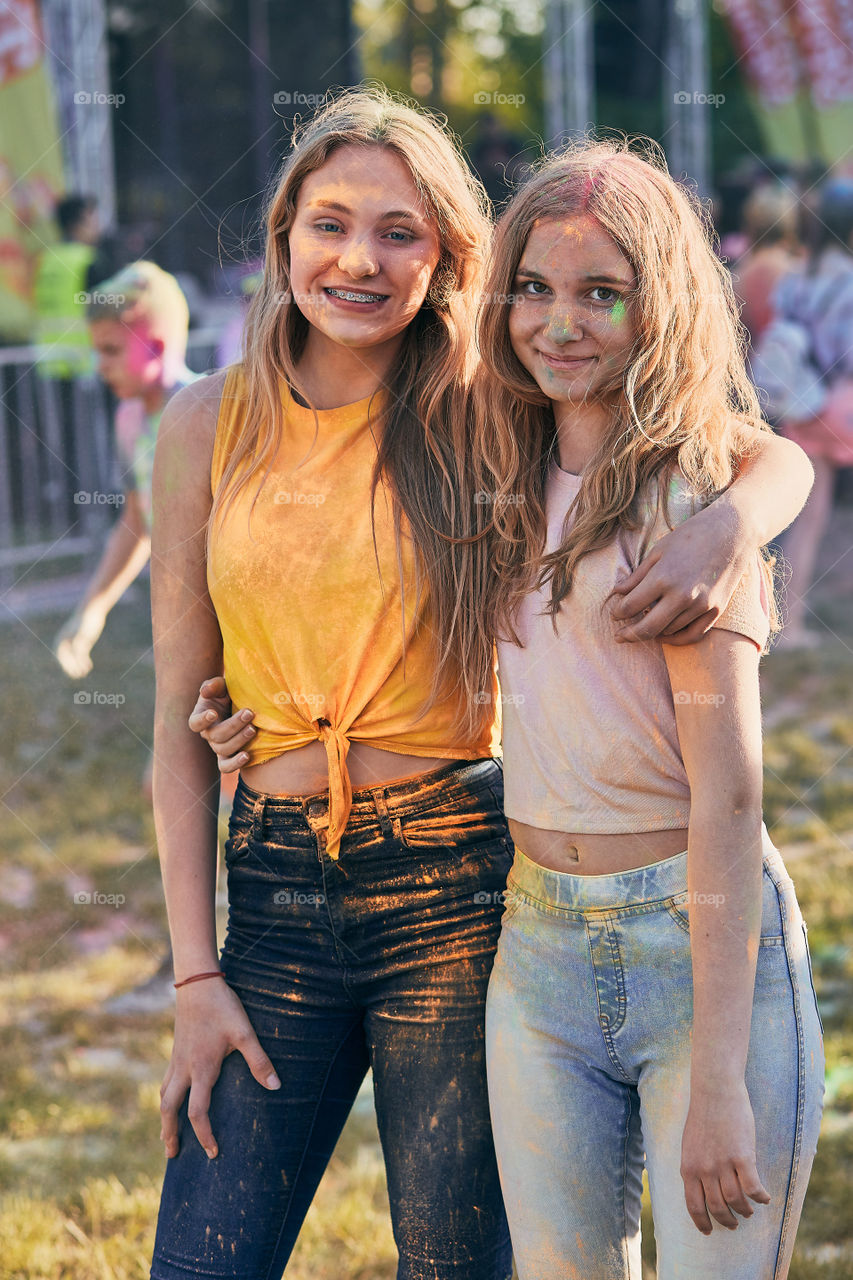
[516,265,633,287]
[307,200,426,225]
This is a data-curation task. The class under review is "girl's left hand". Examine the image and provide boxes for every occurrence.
[609,501,753,644]
[680,1079,771,1234]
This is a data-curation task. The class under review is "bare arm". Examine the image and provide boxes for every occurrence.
[663,628,771,1234]
[151,372,279,1162]
[611,433,813,643]
[54,491,151,677]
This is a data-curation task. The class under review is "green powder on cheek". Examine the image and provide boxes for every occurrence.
[609,299,626,326]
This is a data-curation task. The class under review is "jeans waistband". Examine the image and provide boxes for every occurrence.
[232,756,502,832]
[509,824,782,912]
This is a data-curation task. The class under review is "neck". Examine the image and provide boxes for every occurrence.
[295,327,404,409]
[141,359,190,414]
[553,399,611,474]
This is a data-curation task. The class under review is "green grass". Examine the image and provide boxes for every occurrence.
[1,588,851,1278]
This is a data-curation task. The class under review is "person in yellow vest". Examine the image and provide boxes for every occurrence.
[32,195,101,378]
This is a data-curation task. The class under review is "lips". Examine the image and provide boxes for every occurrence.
[323,286,388,304]
[538,350,596,367]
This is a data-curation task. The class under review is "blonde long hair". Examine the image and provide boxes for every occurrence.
[473,137,775,639]
[211,86,496,732]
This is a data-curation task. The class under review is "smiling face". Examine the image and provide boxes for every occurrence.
[508,213,637,409]
[286,144,442,355]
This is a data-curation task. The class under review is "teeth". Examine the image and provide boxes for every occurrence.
[326,288,385,303]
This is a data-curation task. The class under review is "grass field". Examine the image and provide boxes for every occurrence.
[1,544,851,1278]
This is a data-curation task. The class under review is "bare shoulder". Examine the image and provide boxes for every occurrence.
[155,369,231,499]
[160,368,229,450]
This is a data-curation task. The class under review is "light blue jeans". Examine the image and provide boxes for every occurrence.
[485,831,824,1280]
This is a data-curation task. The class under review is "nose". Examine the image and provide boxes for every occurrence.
[336,235,379,279]
[544,310,583,344]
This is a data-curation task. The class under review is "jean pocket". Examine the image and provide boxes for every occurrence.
[666,866,786,946]
[223,830,251,867]
[398,802,510,855]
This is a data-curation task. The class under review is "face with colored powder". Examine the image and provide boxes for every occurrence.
[287,143,442,354]
[89,318,166,400]
[508,213,637,408]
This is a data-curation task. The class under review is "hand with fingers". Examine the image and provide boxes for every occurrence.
[680,1079,771,1235]
[160,976,281,1160]
[187,676,256,772]
[54,606,107,679]
[608,500,754,646]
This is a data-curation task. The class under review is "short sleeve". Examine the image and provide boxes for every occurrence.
[712,554,771,653]
[635,470,771,653]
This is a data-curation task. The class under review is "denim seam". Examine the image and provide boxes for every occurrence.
[770,879,806,1280]
[260,1021,366,1280]
[586,921,633,1083]
[619,1090,641,1280]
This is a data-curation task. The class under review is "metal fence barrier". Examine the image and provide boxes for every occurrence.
[0,330,222,601]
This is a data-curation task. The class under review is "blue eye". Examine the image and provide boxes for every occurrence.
[385,229,414,242]
[316,221,342,233]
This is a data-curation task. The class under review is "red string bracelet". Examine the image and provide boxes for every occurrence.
[173,970,226,989]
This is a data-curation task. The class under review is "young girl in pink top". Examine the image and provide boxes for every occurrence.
[479,141,823,1279]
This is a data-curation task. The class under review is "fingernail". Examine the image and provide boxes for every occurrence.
[240,753,249,764]
[241,709,254,721]
[266,1072,281,1089]
[204,710,216,722]
[205,1146,218,1159]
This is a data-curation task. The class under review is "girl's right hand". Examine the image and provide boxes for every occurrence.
[160,978,281,1159]
[680,1079,771,1235]
[187,675,256,772]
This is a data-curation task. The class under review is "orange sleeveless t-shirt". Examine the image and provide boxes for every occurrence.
[207,365,500,858]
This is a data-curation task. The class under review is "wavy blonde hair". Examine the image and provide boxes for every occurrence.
[472,137,776,640]
[210,86,497,733]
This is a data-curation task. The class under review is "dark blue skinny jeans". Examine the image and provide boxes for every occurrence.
[150,758,514,1280]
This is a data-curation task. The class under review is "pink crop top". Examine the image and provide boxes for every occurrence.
[498,463,771,834]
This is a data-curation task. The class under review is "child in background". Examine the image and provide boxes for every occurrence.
[54,262,198,681]
[54,262,198,1014]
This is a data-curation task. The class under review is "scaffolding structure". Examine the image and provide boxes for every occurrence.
[543,0,712,196]
[40,0,116,220]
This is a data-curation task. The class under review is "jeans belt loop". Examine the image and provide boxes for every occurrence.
[372,788,395,838]
[251,795,266,842]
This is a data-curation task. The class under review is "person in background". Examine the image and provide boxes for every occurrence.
[32,195,100,379]
[731,182,804,354]
[771,180,853,647]
[53,261,198,1012]
[54,261,198,681]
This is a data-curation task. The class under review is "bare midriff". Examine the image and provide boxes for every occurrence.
[508,818,690,875]
[242,741,457,798]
